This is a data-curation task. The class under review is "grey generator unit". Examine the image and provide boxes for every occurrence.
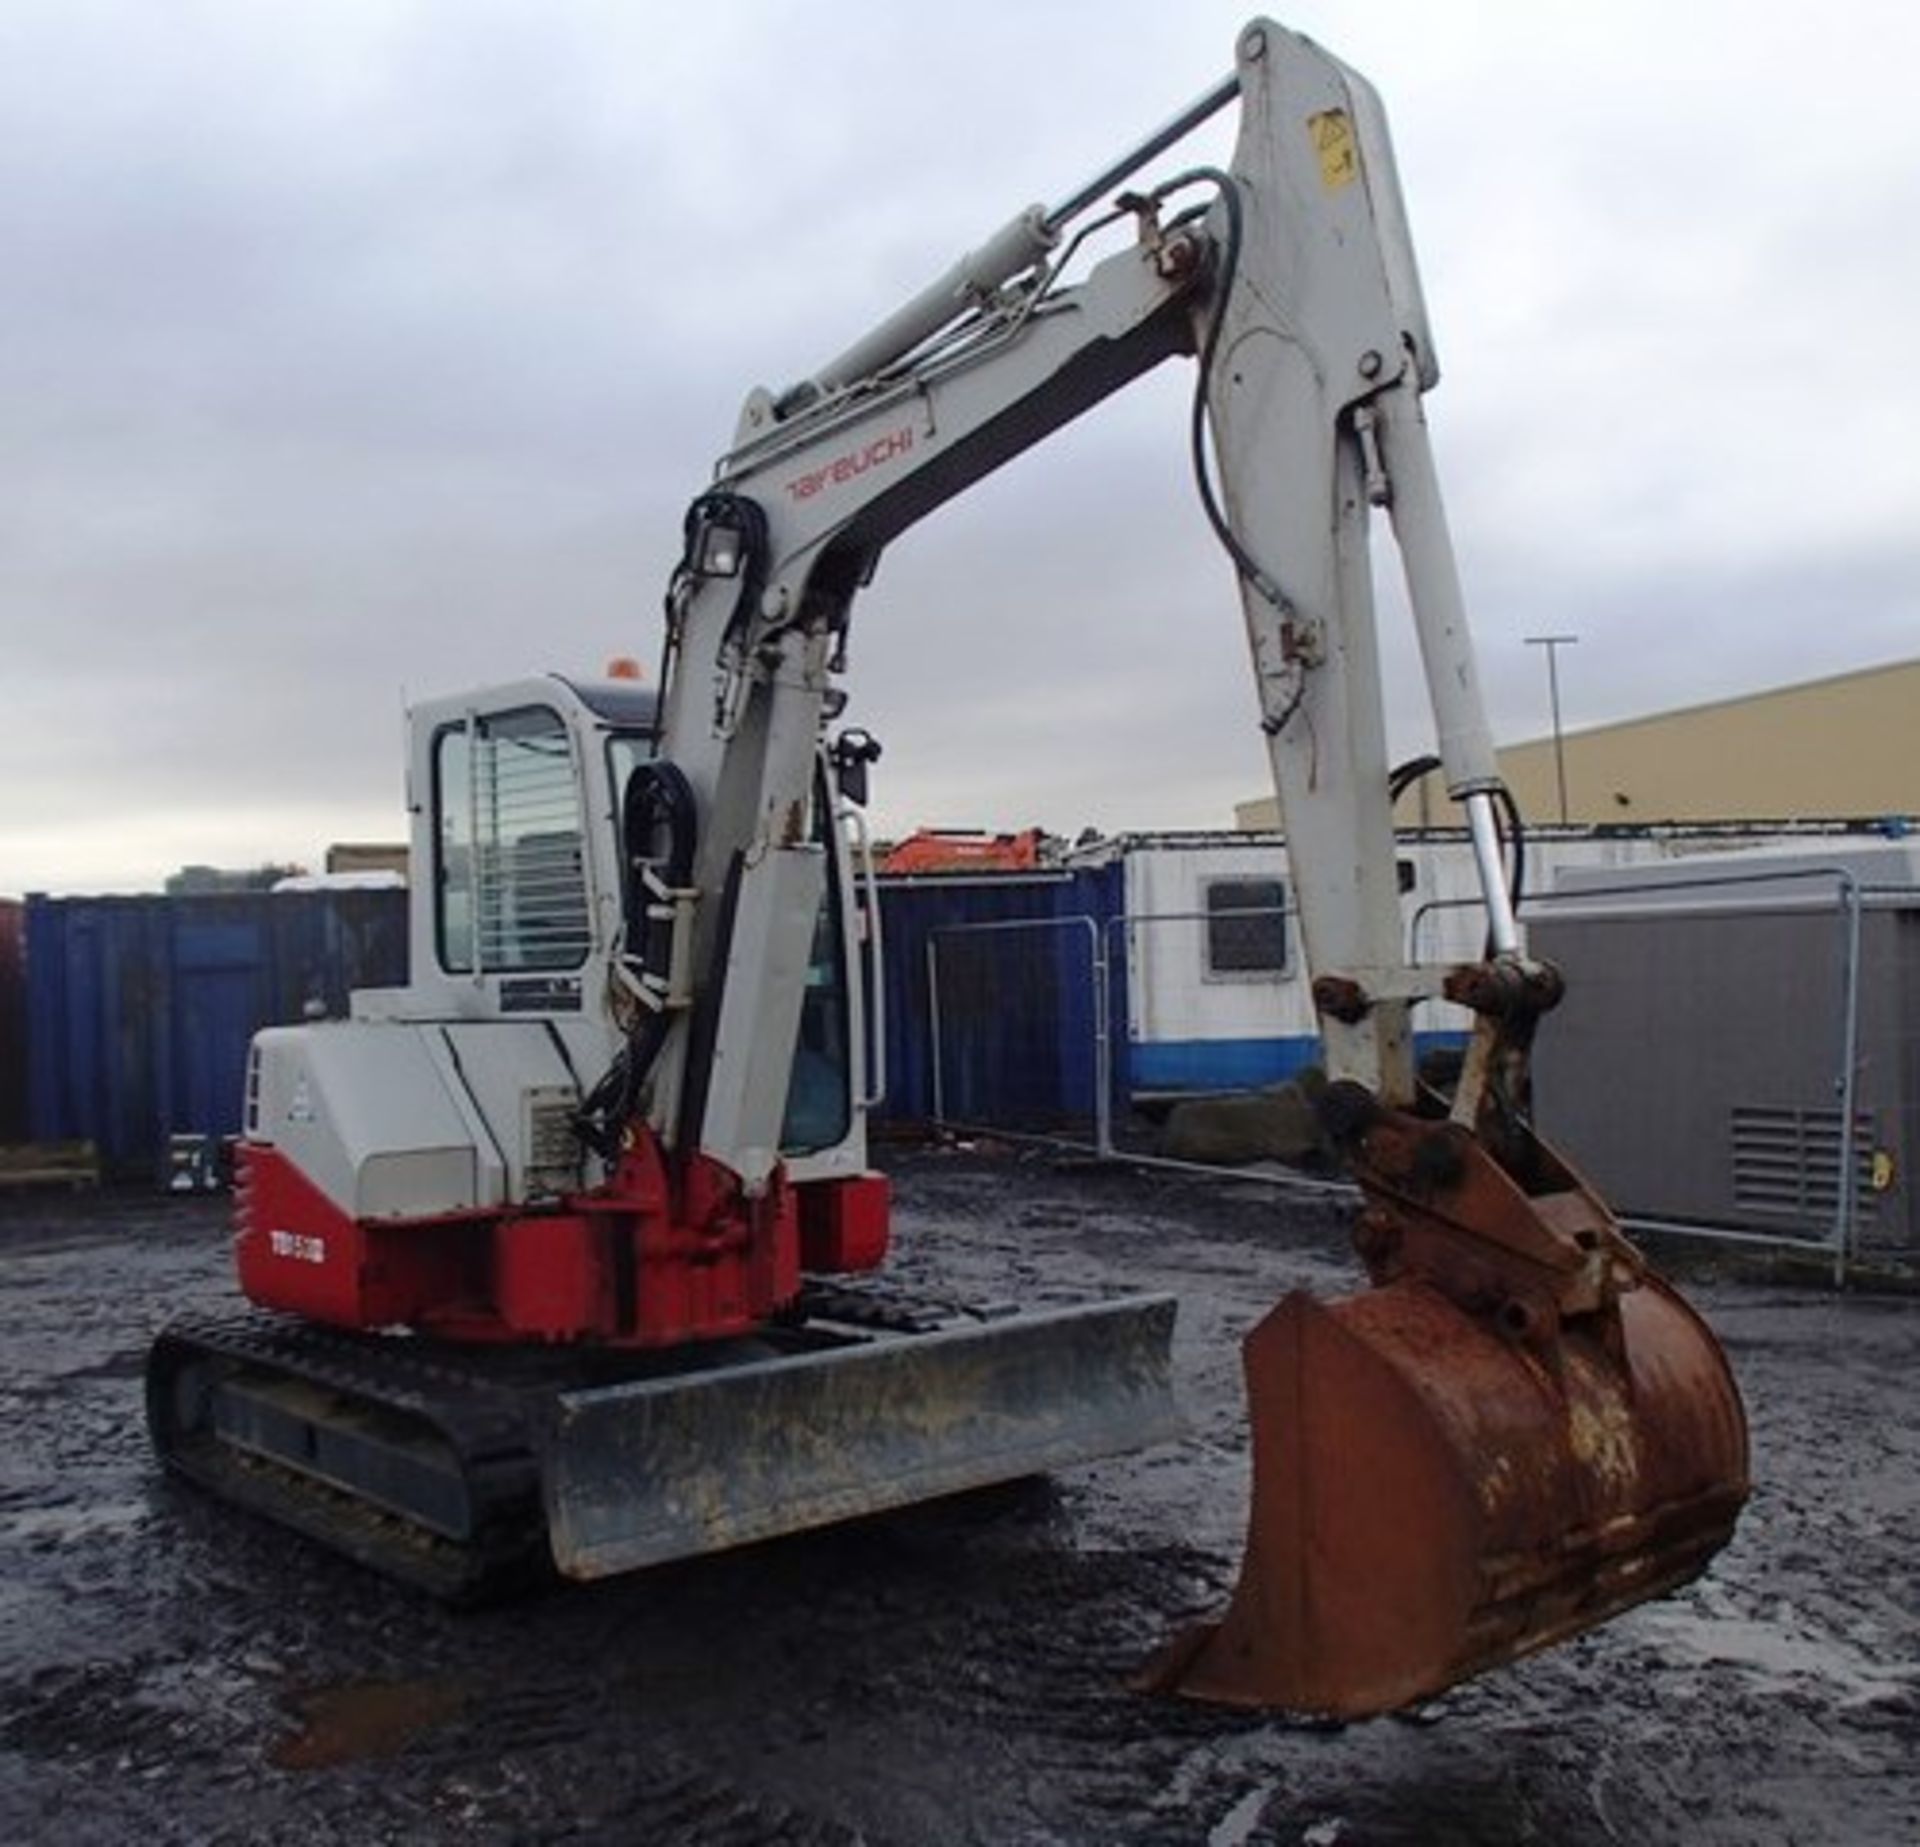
[1527,841,1920,1257]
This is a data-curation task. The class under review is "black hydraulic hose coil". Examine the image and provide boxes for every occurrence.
[574,759,697,1160]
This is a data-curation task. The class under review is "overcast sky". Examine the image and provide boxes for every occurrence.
[5,0,1917,894]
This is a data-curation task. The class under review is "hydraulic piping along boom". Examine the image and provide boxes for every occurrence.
[776,71,1245,417]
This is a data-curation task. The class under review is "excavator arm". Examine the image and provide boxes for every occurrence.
[626,17,1749,1717]
[638,22,1514,1178]
[638,196,1198,1185]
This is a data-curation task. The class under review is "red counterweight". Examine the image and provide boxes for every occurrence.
[235,1133,886,1349]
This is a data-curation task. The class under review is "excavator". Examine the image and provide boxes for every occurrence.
[146,19,1749,1718]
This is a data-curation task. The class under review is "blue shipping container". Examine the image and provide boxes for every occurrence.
[28,871,1126,1172]
[26,890,408,1178]
[0,899,24,1142]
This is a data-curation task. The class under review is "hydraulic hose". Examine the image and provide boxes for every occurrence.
[574,759,698,1160]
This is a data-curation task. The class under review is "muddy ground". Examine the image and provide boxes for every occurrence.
[2,1149,1917,1845]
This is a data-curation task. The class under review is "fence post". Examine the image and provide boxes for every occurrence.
[1833,871,1863,1288]
[1088,916,1113,1157]
[926,935,946,1128]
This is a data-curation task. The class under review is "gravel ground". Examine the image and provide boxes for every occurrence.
[2,1149,1917,1845]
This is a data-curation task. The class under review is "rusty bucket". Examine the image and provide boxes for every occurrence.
[1150,1265,1748,1716]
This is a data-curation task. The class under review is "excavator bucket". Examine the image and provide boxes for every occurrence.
[1147,1094,1749,1718]
[1152,1275,1747,1716]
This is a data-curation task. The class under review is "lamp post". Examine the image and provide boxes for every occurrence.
[1524,634,1578,824]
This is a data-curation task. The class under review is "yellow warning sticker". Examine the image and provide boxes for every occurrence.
[1310,108,1359,191]
[1871,1147,1897,1193]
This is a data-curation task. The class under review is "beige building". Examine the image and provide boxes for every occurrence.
[325,842,411,879]
[1235,656,1920,830]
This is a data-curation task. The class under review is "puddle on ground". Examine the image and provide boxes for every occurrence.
[1207,1780,1279,1846]
[1634,1600,1915,1705]
[270,1676,467,1770]
[0,1501,150,1544]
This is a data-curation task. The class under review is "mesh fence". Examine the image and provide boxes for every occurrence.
[926,916,1109,1145]
[1433,866,1920,1274]
[924,871,1920,1276]
[926,903,1345,1197]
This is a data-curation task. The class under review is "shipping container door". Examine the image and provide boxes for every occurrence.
[169,914,269,1143]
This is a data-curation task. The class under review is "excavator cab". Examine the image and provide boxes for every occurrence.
[149,671,1181,1599]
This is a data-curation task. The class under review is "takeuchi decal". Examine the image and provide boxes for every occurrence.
[783,426,915,502]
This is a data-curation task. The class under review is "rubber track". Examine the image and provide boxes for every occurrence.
[146,1312,552,1603]
[145,1283,984,1604]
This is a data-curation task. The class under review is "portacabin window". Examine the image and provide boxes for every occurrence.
[1203,876,1289,980]
[435,707,591,975]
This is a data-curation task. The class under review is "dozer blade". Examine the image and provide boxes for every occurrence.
[1148,1272,1748,1717]
[544,1293,1182,1577]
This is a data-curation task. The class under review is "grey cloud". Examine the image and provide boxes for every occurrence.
[3,0,1916,890]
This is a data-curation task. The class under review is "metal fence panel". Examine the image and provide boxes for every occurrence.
[1525,867,1920,1272]
[873,866,1122,1129]
[928,916,1107,1143]
[919,867,1920,1274]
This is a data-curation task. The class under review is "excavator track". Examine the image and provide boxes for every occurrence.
[146,1313,559,1602]
[146,1286,1181,1604]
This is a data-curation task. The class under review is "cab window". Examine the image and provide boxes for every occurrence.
[436,708,591,974]
[781,863,853,1155]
